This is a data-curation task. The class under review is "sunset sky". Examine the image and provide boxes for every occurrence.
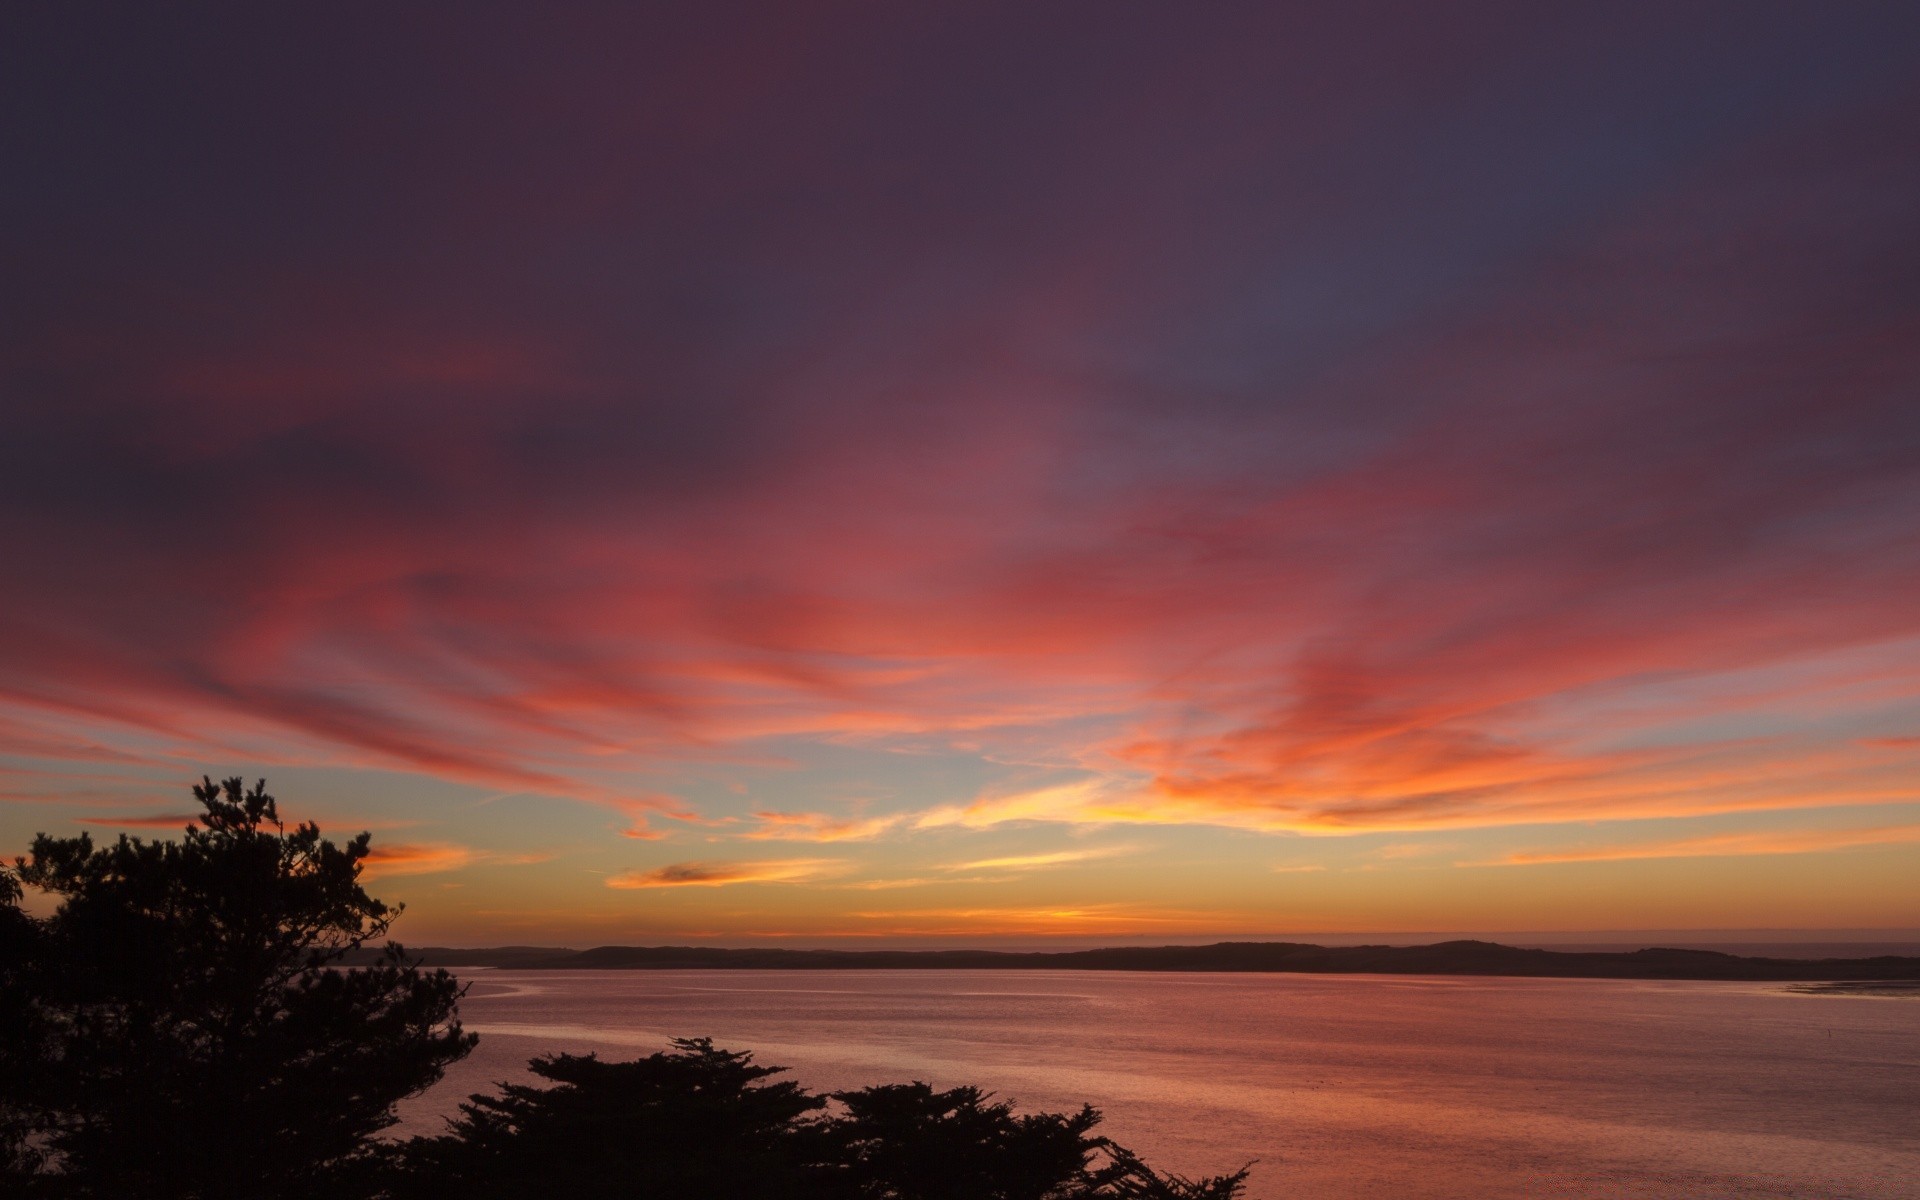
[4,4,1919,944]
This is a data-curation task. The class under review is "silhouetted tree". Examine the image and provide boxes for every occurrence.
[394,1038,1252,1199]
[1098,1147,1253,1200]
[0,868,54,1189]
[4,777,475,1199]
[826,1081,1105,1199]
[823,1080,1250,1200]
[398,1037,829,1199]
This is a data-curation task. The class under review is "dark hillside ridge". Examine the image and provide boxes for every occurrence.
[349,939,1920,981]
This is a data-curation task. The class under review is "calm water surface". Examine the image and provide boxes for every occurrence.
[399,970,1920,1199]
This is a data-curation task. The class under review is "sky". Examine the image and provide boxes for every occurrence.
[3,3,1919,945]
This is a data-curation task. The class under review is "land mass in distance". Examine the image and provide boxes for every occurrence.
[351,939,1920,982]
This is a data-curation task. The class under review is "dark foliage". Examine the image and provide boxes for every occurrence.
[396,1038,829,1199]
[393,1038,1251,1200]
[0,868,54,1186]
[1,777,475,1199]
[825,1081,1106,1200]
[0,776,1255,1199]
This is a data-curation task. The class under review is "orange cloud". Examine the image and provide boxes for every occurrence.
[605,858,844,889]
[609,794,724,842]
[742,811,902,842]
[916,780,1120,831]
[361,843,478,876]
[1496,823,1920,866]
[907,721,1920,838]
[360,844,553,877]
[844,904,1219,936]
[943,847,1131,871]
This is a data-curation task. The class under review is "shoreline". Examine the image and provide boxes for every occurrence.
[349,938,1920,983]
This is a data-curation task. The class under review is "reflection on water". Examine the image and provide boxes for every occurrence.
[399,970,1920,1199]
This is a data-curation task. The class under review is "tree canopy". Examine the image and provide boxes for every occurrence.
[393,1038,1251,1200]
[2,777,474,1198]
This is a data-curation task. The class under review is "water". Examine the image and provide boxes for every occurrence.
[399,970,1920,1199]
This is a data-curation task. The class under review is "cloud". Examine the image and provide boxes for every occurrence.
[843,904,1220,936]
[360,844,553,877]
[742,811,902,842]
[2,4,1919,871]
[907,708,1920,837]
[360,843,478,877]
[611,794,722,842]
[943,847,1130,872]
[1495,823,1920,866]
[915,780,1123,831]
[605,859,844,889]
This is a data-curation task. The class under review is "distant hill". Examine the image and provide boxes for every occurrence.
[345,939,1920,981]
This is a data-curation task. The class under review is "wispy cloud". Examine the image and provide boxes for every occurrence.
[943,846,1131,872]
[361,844,553,877]
[611,794,728,842]
[1495,823,1920,866]
[605,858,844,889]
[831,876,937,891]
[915,780,1125,831]
[742,811,902,843]
[361,843,479,876]
[907,725,1920,839]
[843,903,1217,935]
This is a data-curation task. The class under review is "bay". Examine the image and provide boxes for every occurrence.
[399,970,1920,1199]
